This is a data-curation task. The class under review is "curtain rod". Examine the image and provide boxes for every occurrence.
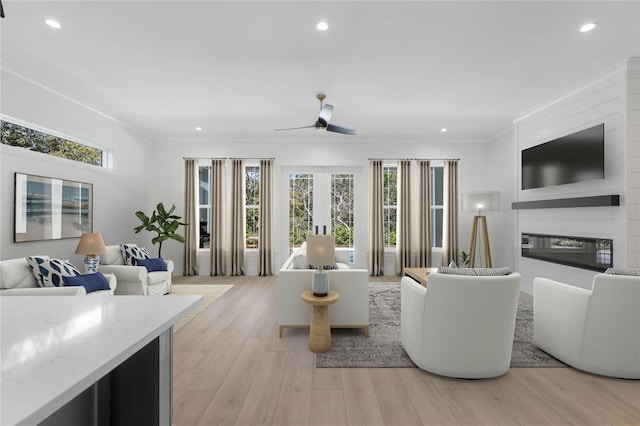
[367,158,460,161]
[182,157,275,160]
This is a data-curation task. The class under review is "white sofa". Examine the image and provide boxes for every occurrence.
[278,247,369,337]
[401,272,521,378]
[0,257,116,296]
[98,245,173,295]
[533,273,640,379]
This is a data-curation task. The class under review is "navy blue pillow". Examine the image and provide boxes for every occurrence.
[136,257,167,272]
[63,272,111,293]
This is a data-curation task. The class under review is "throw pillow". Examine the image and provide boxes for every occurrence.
[604,268,640,276]
[136,258,168,272]
[472,267,512,276]
[120,244,150,266]
[437,266,476,276]
[26,256,81,287]
[63,272,111,293]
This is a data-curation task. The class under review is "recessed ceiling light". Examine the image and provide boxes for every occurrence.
[195,127,203,131]
[44,19,61,29]
[316,21,329,31]
[579,22,597,33]
[440,128,448,133]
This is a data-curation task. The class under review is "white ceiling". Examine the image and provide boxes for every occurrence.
[1,1,639,143]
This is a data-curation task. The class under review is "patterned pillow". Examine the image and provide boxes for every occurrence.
[437,267,476,276]
[120,244,150,266]
[25,256,81,287]
[604,268,640,276]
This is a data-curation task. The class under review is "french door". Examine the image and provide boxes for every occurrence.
[281,166,363,264]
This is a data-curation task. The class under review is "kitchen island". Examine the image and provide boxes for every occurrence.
[1,295,201,426]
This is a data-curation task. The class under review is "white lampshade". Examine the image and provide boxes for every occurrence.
[75,232,107,255]
[462,191,500,213]
[306,234,335,266]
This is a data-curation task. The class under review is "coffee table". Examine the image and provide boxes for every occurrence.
[404,267,439,287]
[301,290,340,353]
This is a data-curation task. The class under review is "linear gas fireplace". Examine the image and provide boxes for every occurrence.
[521,233,612,272]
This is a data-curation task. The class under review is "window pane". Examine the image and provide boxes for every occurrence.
[289,173,313,250]
[199,166,210,205]
[432,208,443,248]
[199,207,210,248]
[331,173,354,248]
[1,120,103,166]
[432,166,443,206]
[245,165,260,249]
[383,166,397,247]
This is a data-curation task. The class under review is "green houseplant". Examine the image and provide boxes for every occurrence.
[133,203,186,258]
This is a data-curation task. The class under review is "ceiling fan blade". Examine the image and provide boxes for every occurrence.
[318,104,334,125]
[275,124,316,131]
[0,0,5,18]
[327,123,359,135]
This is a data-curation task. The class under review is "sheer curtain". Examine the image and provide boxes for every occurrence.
[417,160,432,267]
[210,159,226,276]
[183,159,198,276]
[230,159,245,276]
[442,160,459,266]
[258,159,274,276]
[396,160,412,275]
[369,160,385,276]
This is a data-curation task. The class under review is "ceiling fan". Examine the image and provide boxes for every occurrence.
[1,0,5,18]
[276,94,358,135]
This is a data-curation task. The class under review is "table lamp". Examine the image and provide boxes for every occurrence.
[306,234,335,297]
[461,191,500,268]
[75,232,107,273]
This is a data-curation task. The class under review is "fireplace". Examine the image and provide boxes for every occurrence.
[521,233,612,272]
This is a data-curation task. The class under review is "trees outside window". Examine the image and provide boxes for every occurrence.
[383,165,397,247]
[331,174,355,248]
[1,121,103,166]
[198,166,211,248]
[245,165,260,249]
[431,166,444,248]
[288,173,314,249]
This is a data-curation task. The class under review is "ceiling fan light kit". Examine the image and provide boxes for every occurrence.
[275,93,358,135]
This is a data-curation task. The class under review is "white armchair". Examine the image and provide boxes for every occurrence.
[533,274,640,379]
[98,245,173,295]
[401,272,521,378]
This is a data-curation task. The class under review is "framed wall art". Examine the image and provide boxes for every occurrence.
[14,173,93,242]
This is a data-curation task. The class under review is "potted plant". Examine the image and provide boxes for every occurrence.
[133,202,186,258]
[459,251,471,267]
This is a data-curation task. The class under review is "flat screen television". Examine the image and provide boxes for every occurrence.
[521,123,604,190]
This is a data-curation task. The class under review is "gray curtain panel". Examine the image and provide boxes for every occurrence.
[417,160,432,267]
[396,160,412,275]
[183,159,199,276]
[369,160,385,276]
[258,159,274,276]
[230,159,245,276]
[210,159,226,276]
[442,159,459,266]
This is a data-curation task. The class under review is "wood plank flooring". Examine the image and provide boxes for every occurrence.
[172,275,639,426]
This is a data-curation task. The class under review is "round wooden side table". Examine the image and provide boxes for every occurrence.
[301,290,340,353]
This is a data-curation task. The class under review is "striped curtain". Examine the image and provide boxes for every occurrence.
[416,160,432,267]
[442,160,459,266]
[395,160,412,275]
[230,159,245,276]
[258,159,274,276]
[183,159,198,276]
[369,160,385,276]
[210,159,226,276]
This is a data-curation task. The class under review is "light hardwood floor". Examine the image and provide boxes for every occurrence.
[172,275,639,426]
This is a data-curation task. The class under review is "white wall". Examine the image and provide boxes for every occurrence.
[153,138,491,276]
[626,58,640,268]
[513,62,630,293]
[0,70,156,264]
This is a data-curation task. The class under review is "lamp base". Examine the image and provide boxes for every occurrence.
[312,271,329,297]
[83,255,101,274]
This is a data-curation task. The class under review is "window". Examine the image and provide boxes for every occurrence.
[198,165,211,248]
[288,173,314,249]
[245,165,260,249]
[331,173,355,248]
[431,166,444,248]
[383,165,397,247]
[1,120,104,167]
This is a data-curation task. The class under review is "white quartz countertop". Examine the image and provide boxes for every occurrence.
[1,295,202,426]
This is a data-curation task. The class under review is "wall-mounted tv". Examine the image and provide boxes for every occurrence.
[521,123,604,190]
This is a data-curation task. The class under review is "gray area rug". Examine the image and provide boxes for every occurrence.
[315,282,566,368]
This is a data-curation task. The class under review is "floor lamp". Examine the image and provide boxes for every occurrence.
[462,191,500,268]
